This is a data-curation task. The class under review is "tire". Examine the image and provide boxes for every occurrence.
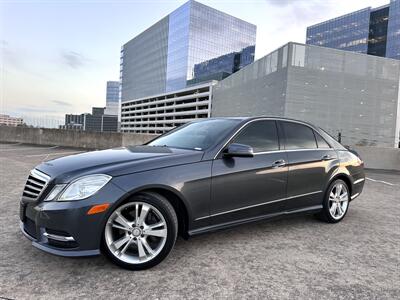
[318,179,350,223]
[102,192,178,270]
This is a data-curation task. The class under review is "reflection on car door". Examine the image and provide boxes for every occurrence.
[210,120,288,224]
[279,121,338,211]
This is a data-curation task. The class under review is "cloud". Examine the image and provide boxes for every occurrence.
[15,107,65,114]
[61,51,90,69]
[263,0,293,7]
[51,100,72,107]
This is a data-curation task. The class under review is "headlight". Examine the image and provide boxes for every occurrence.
[45,184,66,201]
[57,174,112,201]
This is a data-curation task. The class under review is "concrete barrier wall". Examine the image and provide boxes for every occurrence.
[0,126,155,150]
[353,146,400,171]
[1,126,399,171]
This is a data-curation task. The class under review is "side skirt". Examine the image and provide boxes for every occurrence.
[188,205,323,236]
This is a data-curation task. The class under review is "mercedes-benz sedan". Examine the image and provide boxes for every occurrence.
[20,117,365,270]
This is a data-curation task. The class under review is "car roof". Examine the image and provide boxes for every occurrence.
[207,116,317,128]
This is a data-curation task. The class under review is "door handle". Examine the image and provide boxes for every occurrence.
[322,154,333,161]
[272,159,286,168]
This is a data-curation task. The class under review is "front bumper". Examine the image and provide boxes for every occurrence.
[19,181,126,257]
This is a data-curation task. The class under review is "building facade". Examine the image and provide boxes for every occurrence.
[0,114,24,126]
[120,82,214,134]
[306,1,400,60]
[120,0,256,102]
[105,81,119,115]
[61,107,118,132]
[212,43,400,148]
[387,0,400,60]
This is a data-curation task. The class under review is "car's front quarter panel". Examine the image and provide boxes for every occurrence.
[111,160,213,232]
[20,181,127,256]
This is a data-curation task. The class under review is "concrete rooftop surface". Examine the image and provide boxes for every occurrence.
[0,142,399,299]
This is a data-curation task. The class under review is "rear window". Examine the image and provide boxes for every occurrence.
[281,122,317,150]
[314,132,331,148]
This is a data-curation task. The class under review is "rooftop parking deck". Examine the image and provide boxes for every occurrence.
[0,142,399,299]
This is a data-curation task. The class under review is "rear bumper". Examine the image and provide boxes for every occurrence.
[19,181,126,257]
[350,177,365,201]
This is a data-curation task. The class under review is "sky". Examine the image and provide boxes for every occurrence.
[0,0,390,126]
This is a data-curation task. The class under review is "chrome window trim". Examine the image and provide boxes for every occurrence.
[225,148,330,158]
[213,118,331,160]
[195,190,323,220]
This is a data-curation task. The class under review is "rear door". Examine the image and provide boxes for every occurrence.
[279,121,338,211]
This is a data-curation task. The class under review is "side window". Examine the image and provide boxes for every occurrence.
[233,120,279,152]
[314,131,331,149]
[282,122,317,150]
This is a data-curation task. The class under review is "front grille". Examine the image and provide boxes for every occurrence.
[22,169,50,201]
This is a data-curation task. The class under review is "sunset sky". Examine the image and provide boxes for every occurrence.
[0,0,390,126]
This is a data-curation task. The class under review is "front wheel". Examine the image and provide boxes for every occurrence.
[102,192,178,270]
[318,179,350,223]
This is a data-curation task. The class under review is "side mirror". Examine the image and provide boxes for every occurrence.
[223,143,254,158]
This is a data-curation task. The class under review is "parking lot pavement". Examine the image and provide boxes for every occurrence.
[0,143,399,299]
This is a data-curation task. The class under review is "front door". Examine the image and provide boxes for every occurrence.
[210,120,288,224]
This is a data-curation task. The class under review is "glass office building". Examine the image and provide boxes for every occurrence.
[120,0,256,102]
[387,0,400,60]
[306,2,400,60]
[189,45,255,85]
[106,81,119,104]
[104,81,119,116]
[306,8,371,53]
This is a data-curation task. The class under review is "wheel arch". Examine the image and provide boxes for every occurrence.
[327,173,352,197]
[111,185,191,239]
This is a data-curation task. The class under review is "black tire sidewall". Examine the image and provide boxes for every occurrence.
[102,192,178,270]
[322,179,350,223]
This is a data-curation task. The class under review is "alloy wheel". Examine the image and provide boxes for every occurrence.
[328,182,349,220]
[104,202,168,264]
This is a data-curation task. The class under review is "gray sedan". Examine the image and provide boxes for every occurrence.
[20,117,365,270]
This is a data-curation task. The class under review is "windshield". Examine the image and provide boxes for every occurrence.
[148,119,241,150]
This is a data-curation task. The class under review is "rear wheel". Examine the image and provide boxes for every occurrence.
[102,192,178,270]
[318,179,350,223]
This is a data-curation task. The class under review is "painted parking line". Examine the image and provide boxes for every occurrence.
[0,145,59,151]
[366,177,397,186]
[25,151,84,157]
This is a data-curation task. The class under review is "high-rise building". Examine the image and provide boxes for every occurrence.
[306,1,400,60]
[187,46,255,86]
[104,81,119,115]
[120,0,256,102]
[61,107,118,132]
[387,0,400,60]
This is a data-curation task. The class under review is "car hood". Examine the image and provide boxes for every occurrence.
[36,145,204,183]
